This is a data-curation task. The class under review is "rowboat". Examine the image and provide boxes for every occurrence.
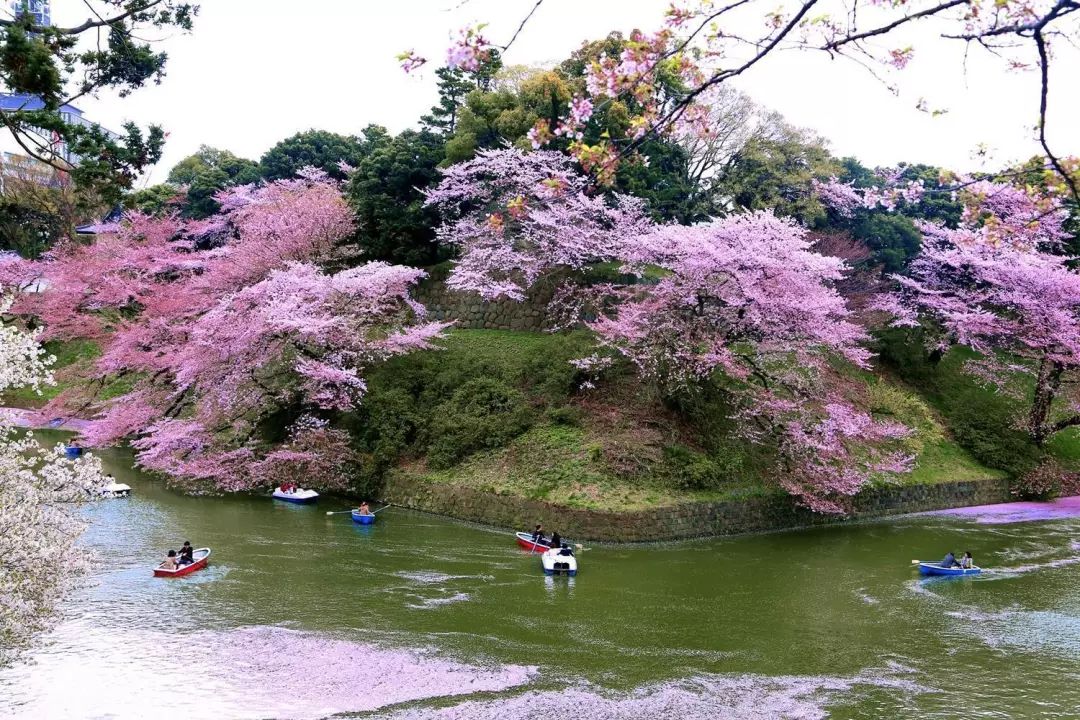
[541,547,578,576]
[100,480,132,498]
[351,509,376,525]
[917,562,981,576]
[515,532,550,552]
[272,487,319,504]
[154,548,211,577]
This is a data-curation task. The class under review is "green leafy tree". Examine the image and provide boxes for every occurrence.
[0,197,60,258]
[556,33,704,222]
[0,176,107,257]
[852,213,922,272]
[421,67,474,136]
[346,128,448,266]
[166,145,261,218]
[123,183,183,216]
[0,1,197,204]
[260,129,375,181]
[715,123,841,226]
[420,51,502,137]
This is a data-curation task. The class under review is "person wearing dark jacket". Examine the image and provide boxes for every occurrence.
[178,541,194,566]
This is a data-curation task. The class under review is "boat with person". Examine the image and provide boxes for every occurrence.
[100,478,132,498]
[153,548,211,577]
[541,546,578,576]
[272,486,319,504]
[917,562,981,577]
[515,531,551,552]
[351,509,376,525]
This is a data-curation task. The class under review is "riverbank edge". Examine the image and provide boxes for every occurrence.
[381,474,1013,542]
[5,406,1013,542]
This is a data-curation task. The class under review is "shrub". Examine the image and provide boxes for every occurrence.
[426,378,534,469]
[546,405,583,427]
[663,444,741,491]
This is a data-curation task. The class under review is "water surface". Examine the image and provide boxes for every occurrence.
[3,446,1079,718]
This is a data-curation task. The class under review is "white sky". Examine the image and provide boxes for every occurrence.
[45,0,1080,186]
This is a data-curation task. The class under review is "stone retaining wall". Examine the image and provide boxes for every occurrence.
[382,474,1013,542]
[413,267,557,331]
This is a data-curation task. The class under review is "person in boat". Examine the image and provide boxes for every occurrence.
[960,551,974,569]
[357,501,371,516]
[549,532,562,551]
[177,541,194,566]
[531,524,545,544]
[940,551,960,568]
[161,549,179,571]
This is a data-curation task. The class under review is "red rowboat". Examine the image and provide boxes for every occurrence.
[515,532,550,552]
[153,548,211,577]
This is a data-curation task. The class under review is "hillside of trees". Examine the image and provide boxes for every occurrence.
[4,34,1079,514]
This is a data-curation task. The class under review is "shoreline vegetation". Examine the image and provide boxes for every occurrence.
[12,320,1076,541]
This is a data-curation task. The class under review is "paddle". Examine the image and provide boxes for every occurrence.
[326,503,392,517]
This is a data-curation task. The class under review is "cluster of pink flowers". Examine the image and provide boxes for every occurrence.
[813,174,928,218]
[425,149,652,300]
[445,25,493,72]
[877,180,1080,445]
[427,149,913,511]
[10,172,449,491]
[397,49,427,74]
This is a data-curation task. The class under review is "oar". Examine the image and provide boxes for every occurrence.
[326,503,392,516]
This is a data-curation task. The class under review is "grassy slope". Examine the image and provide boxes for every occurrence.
[0,338,136,410]
[390,329,1003,511]
[877,334,1080,475]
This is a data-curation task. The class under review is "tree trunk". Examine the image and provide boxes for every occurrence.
[1029,356,1064,447]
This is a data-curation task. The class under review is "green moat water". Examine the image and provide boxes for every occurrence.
[3,445,1080,718]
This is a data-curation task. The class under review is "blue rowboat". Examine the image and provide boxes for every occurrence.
[351,509,376,525]
[918,562,981,576]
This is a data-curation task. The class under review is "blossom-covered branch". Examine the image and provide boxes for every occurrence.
[876,182,1080,446]
[10,173,449,492]
[1,289,104,665]
[410,1,1080,198]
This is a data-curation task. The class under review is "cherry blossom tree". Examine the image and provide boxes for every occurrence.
[425,148,652,300]
[404,1,1080,199]
[589,212,911,512]
[1,291,104,665]
[426,149,908,511]
[13,174,449,491]
[874,185,1080,446]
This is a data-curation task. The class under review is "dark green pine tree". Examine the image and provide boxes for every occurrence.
[420,67,474,136]
[420,50,503,135]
